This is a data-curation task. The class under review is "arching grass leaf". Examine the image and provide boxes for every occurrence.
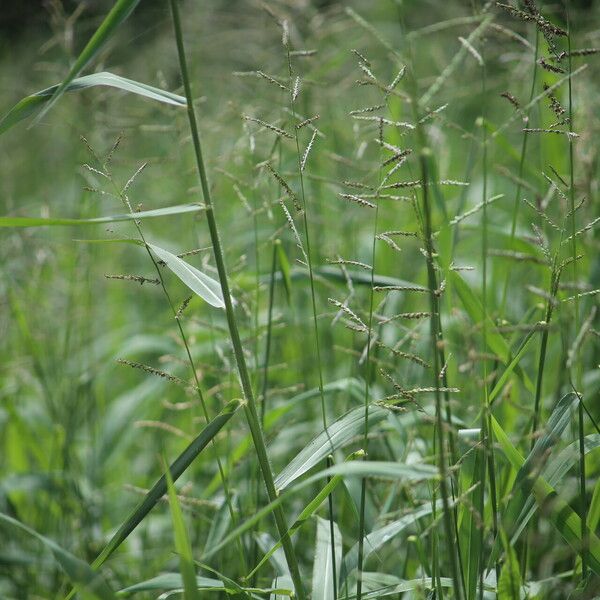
[147,243,225,308]
[0,72,185,134]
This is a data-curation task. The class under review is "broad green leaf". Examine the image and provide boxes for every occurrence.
[148,243,225,308]
[0,203,204,227]
[0,513,115,600]
[312,517,342,600]
[0,72,184,134]
[93,399,241,569]
[274,404,388,491]
[34,0,143,124]
[165,465,199,600]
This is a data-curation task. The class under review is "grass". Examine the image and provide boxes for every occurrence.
[1,1,600,598]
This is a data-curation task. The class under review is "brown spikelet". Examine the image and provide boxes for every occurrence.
[500,91,520,110]
[539,58,564,74]
[117,358,189,388]
[105,274,160,285]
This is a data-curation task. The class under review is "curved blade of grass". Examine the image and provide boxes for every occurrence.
[118,573,291,596]
[147,243,225,308]
[509,434,600,551]
[312,517,342,600]
[92,399,241,569]
[274,405,388,492]
[33,0,142,125]
[248,451,364,580]
[449,271,534,392]
[497,530,521,600]
[340,501,437,586]
[489,329,536,404]
[0,72,185,134]
[491,407,600,575]
[0,203,204,227]
[165,465,200,600]
[0,513,115,600]
[275,240,292,303]
[203,459,438,563]
[204,379,364,497]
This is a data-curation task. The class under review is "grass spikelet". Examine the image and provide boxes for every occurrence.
[338,193,376,209]
[300,129,317,171]
[500,91,520,110]
[539,58,565,74]
[175,295,193,320]
[105,274,160,285]
[292,76,301,102]
[278,196,308,262]
[265,162,300,210]
[350,104,386,116]
[244,116,293,139]
[376,233,403,253]
[373,284,430,293]
[117,358,189,388]
[522,127,579,139]
[256,70,288,91]
[377,342,430,369]
[296,115,319,129]
[328,298,368,332]
[327,258,372,270]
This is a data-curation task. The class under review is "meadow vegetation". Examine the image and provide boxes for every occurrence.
[1,1,600,598]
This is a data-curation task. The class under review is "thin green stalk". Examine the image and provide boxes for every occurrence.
[284,34,337,599]
[499,32,540,318]
[420,147,463,600]
[566,11,587,577]
[479,58,499,585]
[356,116,382,600]
[168,3,306,597]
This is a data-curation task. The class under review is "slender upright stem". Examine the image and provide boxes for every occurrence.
[168,3,306,597]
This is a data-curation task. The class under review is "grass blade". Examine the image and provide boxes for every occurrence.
[274,405,388,492]
[312,516,342,600]
[147,243,225,308]
[0,72,184,134]
[0,203,204,227]
[33,0,142,124]
[0,513,115,600]
[165,463,200,600]
[92,399,241,569]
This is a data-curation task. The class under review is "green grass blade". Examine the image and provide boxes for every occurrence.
[165,464,200,600]
[33,0,142,125]
[497,530,521,600]
[92,399,241,569]
[147,243,225,308]
[491,407,600,575]
[489,329,536,404]
[312,516,342,600]
[0,203,204,227]
[0,513,115,600]
[274,405,388,492]
[275,240,292,303]
[0,72,184,134]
